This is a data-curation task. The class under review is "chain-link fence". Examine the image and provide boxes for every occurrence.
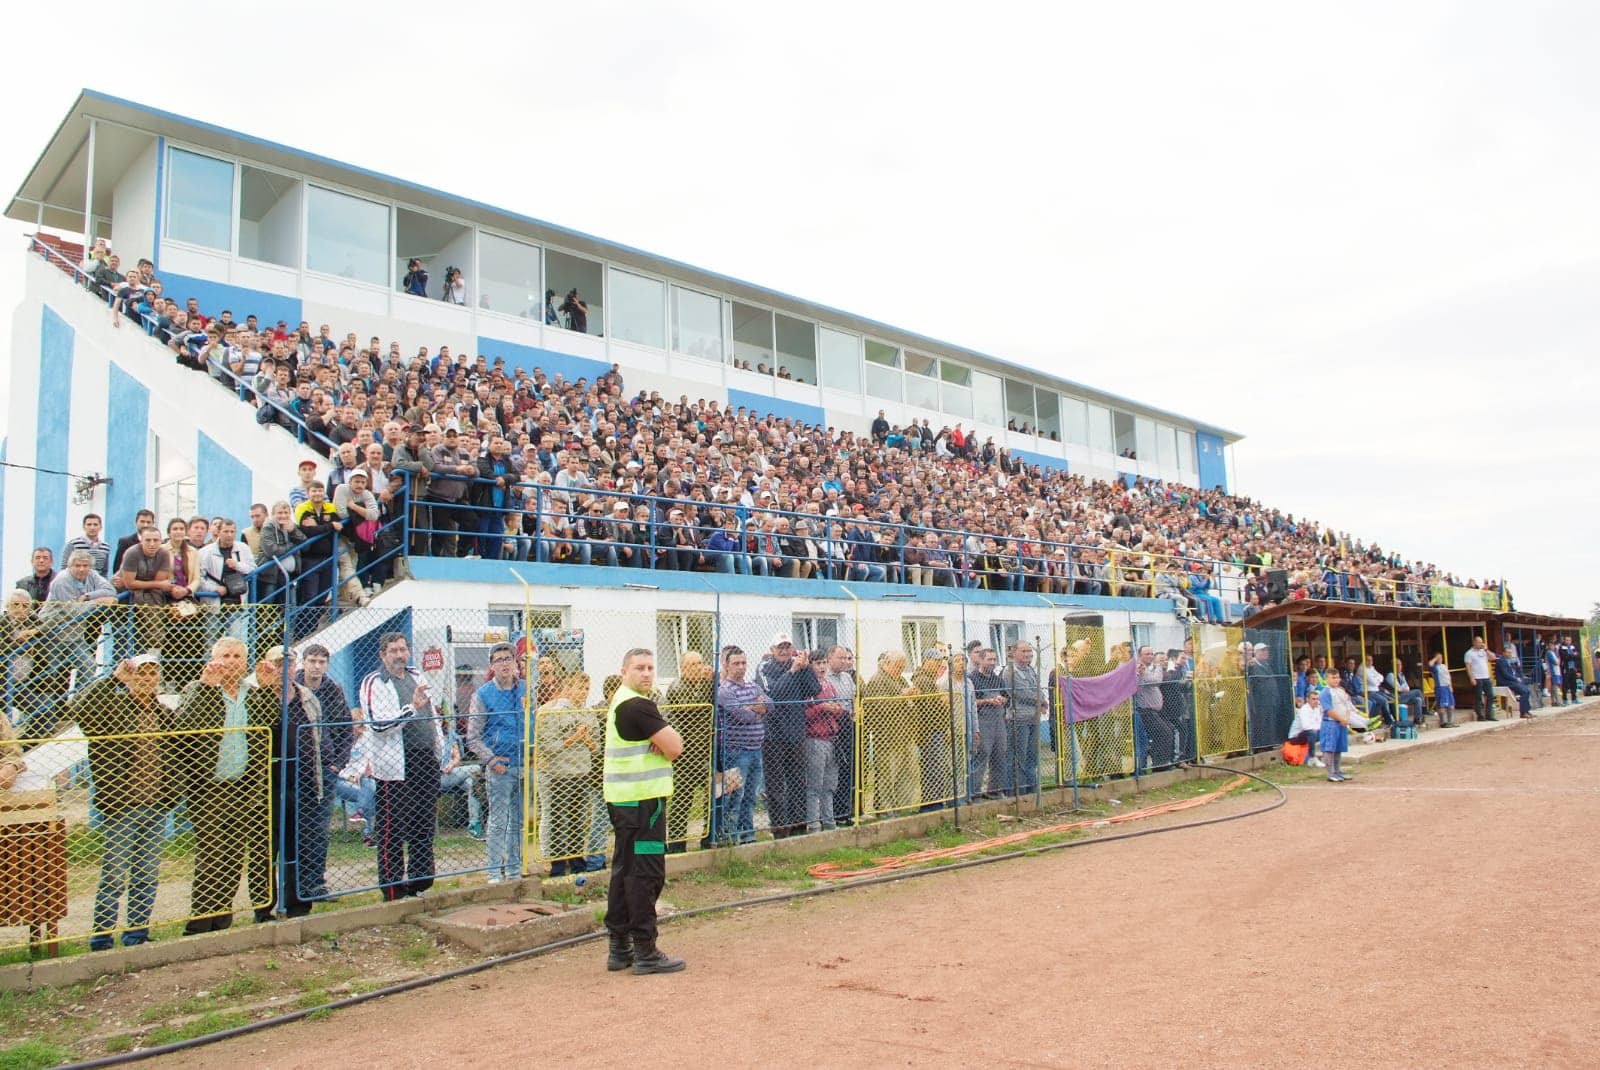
[1,597,1307,957]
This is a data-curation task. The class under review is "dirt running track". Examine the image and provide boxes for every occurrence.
[167,704,1600,1069]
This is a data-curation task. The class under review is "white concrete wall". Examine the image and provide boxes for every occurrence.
[4,295,43,577]
[111,139,159,269]
[21,254,324,517]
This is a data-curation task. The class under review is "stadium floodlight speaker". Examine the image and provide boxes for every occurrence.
[1265,569,1289,603]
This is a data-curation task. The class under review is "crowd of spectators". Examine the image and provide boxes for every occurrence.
[59,235,1512,622]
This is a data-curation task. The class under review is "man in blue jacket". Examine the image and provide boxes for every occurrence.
[1494,644,1533,718]
[467,643,530,882]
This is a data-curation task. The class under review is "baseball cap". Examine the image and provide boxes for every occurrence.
[260,645,287,663]
[771,631,794,647]
[297,460,317,471]
[1253,643,1268,651]
[126,652,160,668]
[921,647,946,662]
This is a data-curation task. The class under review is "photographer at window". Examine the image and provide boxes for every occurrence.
[402,258,429,298]
[559,288,589,333]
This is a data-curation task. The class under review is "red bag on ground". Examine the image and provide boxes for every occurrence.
[1281,739,1309,766]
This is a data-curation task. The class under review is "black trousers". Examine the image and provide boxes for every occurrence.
[831,718,856,823]
[606,797,667,943]
[374,767,437,899]
[1473,679,1495,718]
[762,738,807,835]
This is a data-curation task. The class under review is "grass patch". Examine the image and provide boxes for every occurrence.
[213,969,267,1000]
[298,989,329,1009]
[145,1010,250,1047]
[396,931,436,966]
[0,1039,72,1070]
[304,1008,334,1022]
[102,1035,135,1054]
[0,985,86,1034]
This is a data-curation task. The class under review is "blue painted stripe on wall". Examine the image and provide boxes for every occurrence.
[1012,447,1069,473]
[152,136,164,272]
[1196,431,1227,492]
[477,336,610,384]
[196,432,252,526]
[34,306,74,553]
[106,363,151,543]
[727,388,826,428]
[159,270,301,332]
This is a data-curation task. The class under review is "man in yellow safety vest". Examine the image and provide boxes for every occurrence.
[603,647,686,974]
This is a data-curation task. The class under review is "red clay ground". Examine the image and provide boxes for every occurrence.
[167,703,1600,1069]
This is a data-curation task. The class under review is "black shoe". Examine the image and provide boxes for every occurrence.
[631,941,686,975]
[1482,714,1499,722]
[606,933,634,972]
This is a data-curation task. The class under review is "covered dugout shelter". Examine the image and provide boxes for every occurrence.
[1243,599,1585,718]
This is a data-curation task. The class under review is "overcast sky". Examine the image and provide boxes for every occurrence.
[2,1,1594,616]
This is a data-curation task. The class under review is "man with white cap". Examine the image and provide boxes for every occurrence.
[759,632,817,838]
[71,653,171,950]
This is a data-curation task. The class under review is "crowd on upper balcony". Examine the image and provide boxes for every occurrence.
[53,236,1512,619]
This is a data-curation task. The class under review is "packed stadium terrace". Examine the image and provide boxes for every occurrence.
[24,235,1511,618]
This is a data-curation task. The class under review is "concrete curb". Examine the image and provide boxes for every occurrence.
[0,877,544,993]
[1344,695,1594,765]
[2,751,1284,991]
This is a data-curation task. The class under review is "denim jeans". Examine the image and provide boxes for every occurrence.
[484,765,523,881]
[1007,716,1040,795]
[712,551,748,574]
[331,775,374,824]
[439,765,483,827]
[718,747,763,844]
[91,806,166,949]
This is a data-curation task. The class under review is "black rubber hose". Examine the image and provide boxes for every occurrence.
[57,763,1284,1069]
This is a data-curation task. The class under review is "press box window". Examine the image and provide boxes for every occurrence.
[166,148,234,252]
[306,186,390,286]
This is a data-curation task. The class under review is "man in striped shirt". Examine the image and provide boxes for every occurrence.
[62,514,112,578]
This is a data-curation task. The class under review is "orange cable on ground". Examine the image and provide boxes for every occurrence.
[807,775,1250,879]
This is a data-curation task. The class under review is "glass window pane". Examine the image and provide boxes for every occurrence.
[237,166,299,267]
[939,360,970,386]
[306,186,389,286]
[774,313,817,384]
[906,374,939,409]
[1035,389,1060,439]
[1112,411,1137,456]
[545,250,604,335]
[1134,416,1156,462]
[396,208,473,301]
[1089,405,1113,452]
[1158,424,1178,468]
[972,372,1003,426]
[730,302,774,372]
[166,148,234,251]
[1005,378,1035,429]
[1061,397,1088,445]
[479,232,542,320]
[607,267,665,349]
[904,351,937,377]
[942,383,973,419]
[673,286,723,360]
[1177,430,1196,473]
[818,327,861,392]
[864,339,900,368]
[865,363,901,402]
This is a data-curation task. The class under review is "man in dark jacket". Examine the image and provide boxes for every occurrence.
[72,655,174,949]
[759,633,819,838]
